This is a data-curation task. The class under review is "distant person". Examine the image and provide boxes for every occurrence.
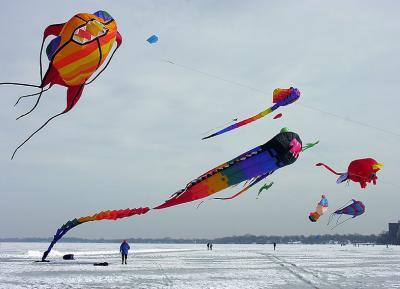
[210,243,213,250]
[273,242,276,251]
[120,240,130,265]
[207,243,210,250]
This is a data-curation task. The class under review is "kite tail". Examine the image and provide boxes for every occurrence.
[202,108,273,140]
[15,88,46,120]
[11,111,65,159]
[14,86,51,107]
[41,206,150,261]
[11,85,85,159]
[0,82,42,88]
[315,163,343,175]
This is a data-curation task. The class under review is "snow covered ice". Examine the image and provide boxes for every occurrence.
[1,243,400,289]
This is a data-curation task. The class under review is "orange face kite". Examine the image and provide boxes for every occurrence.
[1,11,122,158]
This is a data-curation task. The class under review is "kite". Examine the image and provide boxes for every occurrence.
[0,11,122,159]
[327,199,365,229]
[273,113,283,119]
[146,34,158,44]
[155,128,302,208]
[316,158,383,188]
[41,207,150,261]
[202,87,300,140]
[41,128,306,260]
[309,195,328,222]
[256,182,274,199]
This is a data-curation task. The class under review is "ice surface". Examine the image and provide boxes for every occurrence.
[1,243,399,289]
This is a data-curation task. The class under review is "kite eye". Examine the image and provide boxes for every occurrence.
[72,20,108,44]
[94,10,113,22]
[46,36,61,60]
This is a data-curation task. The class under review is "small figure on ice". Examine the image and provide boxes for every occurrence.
[120,240,131,265]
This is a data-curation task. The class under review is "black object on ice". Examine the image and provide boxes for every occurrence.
[93,262,109,266]
[63,254,75,260]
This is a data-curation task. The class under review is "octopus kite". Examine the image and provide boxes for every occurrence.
[0,11,122,159]
[316,158,383,188]
[41,128,308,261]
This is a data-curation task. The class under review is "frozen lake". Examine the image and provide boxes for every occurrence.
[0,243,399,289]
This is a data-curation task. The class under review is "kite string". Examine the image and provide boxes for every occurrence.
[162,59,400,138]
[201,118,238,136]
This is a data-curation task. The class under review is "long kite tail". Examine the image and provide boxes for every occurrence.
[315,163,343,176]
[41,206,150,261]
[11,85,85,159]
[202,107,274,140]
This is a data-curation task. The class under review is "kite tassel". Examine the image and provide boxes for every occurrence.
[315,163,343,176]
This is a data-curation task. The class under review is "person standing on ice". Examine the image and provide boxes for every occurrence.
[273,242,276,251]
[120,240,131,265]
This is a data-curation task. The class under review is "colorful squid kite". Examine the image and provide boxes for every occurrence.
[202,87,300,140]
[41,128,306,261]
[0,11,122,159]
[327,199,365,229]
[316,158,383,188]
[309,195,328,222]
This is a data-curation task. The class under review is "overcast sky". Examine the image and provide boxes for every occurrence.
[1,1,399,240]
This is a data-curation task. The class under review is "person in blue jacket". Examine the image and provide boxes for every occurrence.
[120,240,131,265]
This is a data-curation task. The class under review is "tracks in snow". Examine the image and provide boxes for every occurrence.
[259,252,343,289]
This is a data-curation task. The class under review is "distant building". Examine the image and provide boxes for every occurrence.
[388,221,400,245]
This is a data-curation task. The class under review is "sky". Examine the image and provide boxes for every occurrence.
[0,1,399,240]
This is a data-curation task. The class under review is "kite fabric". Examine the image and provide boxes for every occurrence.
[146,34,158,44]
[257,182,274,199]
[41,207,150,261]
[41,128,304,260]
[327,199,365,229]
[202,87,300,140]
[309,195,328,222]
[0,11,122,159]
[273,113,283,119]
[316,158,383,188]
[155,129,302,209]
